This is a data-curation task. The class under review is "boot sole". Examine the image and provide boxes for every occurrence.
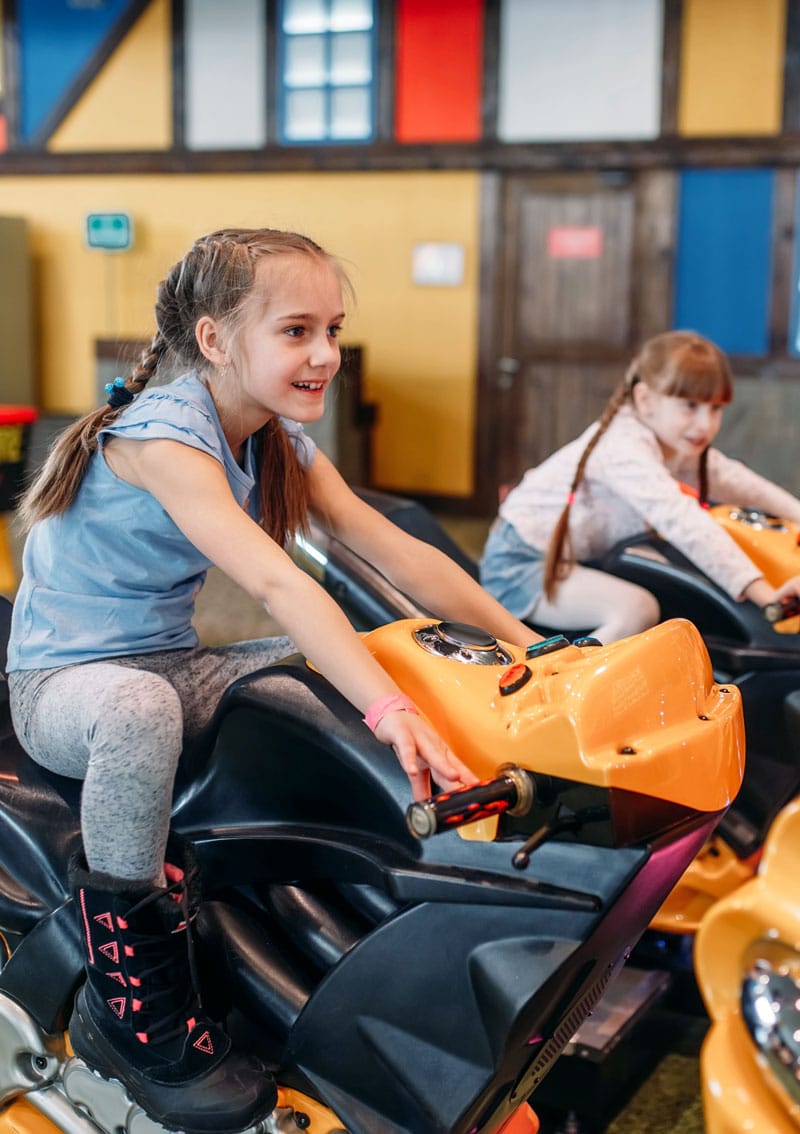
[69,996,277,1134]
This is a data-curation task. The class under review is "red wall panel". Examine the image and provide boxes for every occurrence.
[395,0,484,142]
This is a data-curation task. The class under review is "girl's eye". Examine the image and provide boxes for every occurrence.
[328,324,342,338]
[284,326,305,337]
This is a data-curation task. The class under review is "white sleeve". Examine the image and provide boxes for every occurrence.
[706,449,800,523]
[598,438,764,599]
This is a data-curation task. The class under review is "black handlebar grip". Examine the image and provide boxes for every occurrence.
[406,764,534,839]
[764,595,800,623]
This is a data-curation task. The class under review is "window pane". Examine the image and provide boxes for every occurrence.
[331,0,373,32]
[330,86,371,138]
[279,0,375,142]
[331,32,371,84]
[285,88,327,139]
[285,34,326,86]
[283,0,327,34]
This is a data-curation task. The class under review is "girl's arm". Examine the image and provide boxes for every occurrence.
[601,439,769,602]
[306,450,540,649]
[107,437,477,800]
[706,450,800,525]
[705,452,800,604]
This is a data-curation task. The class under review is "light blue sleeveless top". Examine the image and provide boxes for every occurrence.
[7,372,316,671]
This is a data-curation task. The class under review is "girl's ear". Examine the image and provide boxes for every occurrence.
[195,316,229,367]
[631,380,655,417]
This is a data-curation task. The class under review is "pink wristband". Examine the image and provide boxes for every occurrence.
[364,693,418,733]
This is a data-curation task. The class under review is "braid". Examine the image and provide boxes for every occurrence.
[128,331,168,387]
[255,419,310,548]
[18,332,170,528]
[698,446,709,506]
[542,378,630,600]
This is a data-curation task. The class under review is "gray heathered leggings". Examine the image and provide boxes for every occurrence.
[7,637,294,883]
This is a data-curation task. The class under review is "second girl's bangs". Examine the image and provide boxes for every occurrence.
[659,341,733,404]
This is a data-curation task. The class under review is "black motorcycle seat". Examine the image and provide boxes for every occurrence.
[0,629,414,932]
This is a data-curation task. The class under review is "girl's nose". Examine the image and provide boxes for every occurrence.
[310,334,339,367]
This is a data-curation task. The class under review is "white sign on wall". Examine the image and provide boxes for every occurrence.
[412,242,465,287]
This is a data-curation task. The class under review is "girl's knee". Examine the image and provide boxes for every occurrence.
[93,670,183,749]
[625,584,660,632]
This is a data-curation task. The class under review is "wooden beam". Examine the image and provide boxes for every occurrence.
[171,0,185,150]
[1,0,21,148]
[8,131,800,175]
[660,0,683,136]
[768,167,797,356]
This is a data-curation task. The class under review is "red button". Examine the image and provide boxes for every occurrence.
[499,663,532,696]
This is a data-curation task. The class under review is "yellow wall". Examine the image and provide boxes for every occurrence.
[0,170,480,495]
[678,0,787,136]
[48,0,171,153]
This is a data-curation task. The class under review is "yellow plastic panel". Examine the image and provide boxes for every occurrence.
[710,504,800,632]
[0,1098,62,1133]
[275,1088,346,1131]
[702,1018,799,1133]
[650,835,758,934]
[48,0,171,152]
[364,617,744,811]
[695,800,800,1131]
[678,0,787,136]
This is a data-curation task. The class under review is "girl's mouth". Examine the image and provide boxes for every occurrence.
[293,381,325,392]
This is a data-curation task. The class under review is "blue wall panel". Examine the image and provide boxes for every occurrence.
[18,0,135,142]
[674,169,774,356]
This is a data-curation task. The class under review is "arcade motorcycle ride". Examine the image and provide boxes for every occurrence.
[295,488,800,933]
[0,593,742,1134]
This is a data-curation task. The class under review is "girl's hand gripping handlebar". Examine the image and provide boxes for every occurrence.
[406,764,534,839]
[763,595,800,624]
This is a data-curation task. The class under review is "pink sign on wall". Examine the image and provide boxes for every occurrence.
[547,225,603,259]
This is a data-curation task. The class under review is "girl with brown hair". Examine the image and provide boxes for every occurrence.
[480,330,800,642]
[6,227,537,1133]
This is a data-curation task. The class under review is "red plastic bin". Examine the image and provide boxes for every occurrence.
[0,405,37,512]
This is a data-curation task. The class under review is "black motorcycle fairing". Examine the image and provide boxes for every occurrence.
[175,658,640,912]
[598,532,800,652]
[355,487,480,580]
[0,901,83,1033]
[221,813,719,1134]
[0,715,81,926]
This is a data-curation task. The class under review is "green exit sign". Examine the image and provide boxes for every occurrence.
[85,212,133,250]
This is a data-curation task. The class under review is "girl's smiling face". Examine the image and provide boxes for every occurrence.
[633,384,725,462]
[206,252,346,439]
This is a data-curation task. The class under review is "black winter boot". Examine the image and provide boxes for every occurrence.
[69,839,277,1134]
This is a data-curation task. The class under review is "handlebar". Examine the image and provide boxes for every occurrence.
[763,595,800,623]
[406,764,534,839]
